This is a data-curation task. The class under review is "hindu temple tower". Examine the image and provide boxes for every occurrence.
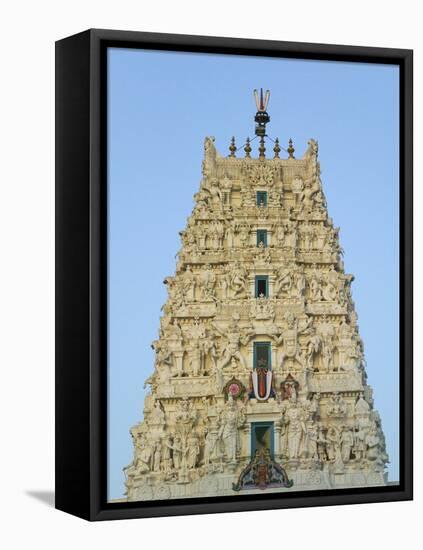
[124,90,389,501]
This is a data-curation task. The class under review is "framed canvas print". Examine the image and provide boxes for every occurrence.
[55,29,413,521]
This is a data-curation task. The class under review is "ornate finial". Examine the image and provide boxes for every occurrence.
[229,136,236,157]
[244,137,252,158]
[273,138,281,159]
[253,88,270,137]
[287,138,295,159]
[258,136,266,160]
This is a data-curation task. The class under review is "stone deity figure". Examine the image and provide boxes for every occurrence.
[229,262,248,298]
[274,313,309,370]
[199,264,217,301]
[162,436,174,472]
[188,337,203,376]
[213,317,254,369]
[172,436,182,470]
[205,178,223,210]
[326,426,340,462]
[204,428,219,466]
[124,433,152,476]
[282,398,306,460]
[354,424,367,461]
[327,392,347,417]
[316,428,328,462]
[225,220,235,248]
[221,175,233,206]
[340,427,354,462]
[306,422,319,460]
[175,398,197,439]
[322,268,339,301]
[295,271,306,300]
[216,221,225,248]
[273,222,285,246]
[275,266,293,297]
[153,441,162,472]
[321,338,334,372]
[365,426,382,462]
[285,222,298,249]
[306,329,322,370]
[218,395,245,462]
[149,400,165,429]
[202,332,218,372]
[292,176,304,208]
[187,435,200,469]
[310,273,322,301]
[181,266,196,301]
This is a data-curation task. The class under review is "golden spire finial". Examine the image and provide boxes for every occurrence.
[244,137,252,158]
[273,138,281,159]
[229,136,236,157]
[287,138,295,159]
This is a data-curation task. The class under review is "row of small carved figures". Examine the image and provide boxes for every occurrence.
[126,421,387,479]
[180,223,341,249]
[163,272,351,310]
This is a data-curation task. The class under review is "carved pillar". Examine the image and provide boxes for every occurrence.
[240,423,251,460]
[248,274,255,298]
[173,351,184,376]
[274,424,282,458]
[269,274,276,299]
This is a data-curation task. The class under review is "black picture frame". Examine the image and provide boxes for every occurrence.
[55,28,413,521]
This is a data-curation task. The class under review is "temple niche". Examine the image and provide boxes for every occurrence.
[124,92,389,501]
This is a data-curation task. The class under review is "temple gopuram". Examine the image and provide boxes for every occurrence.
[124,90,389,501]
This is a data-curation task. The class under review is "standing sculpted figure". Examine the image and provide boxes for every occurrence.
[229,261,248,298]
[171,436,182,470]
[187,435,200,469]
[204,427,219,466]
[310,272,322,301]
[162,436,174,473]
[187,319,207,376]
[124,433,152,476]
[285,221,298,249]
[153,441,162,472]
[213,316,255,369]
[326,426,341,462]
[281,396,306,459]
[292,176,304,208]
[149,400,166,429]
[295,270,306,300]
[273,222,285,246]
[203,177,223,211]
[218,394,245,462]
[306,328,322,370]
[237,223,250,247]
[274,313,310,370]
[305,422,319,460]
[221,174,233,206]
[275,265,293,297]
[316,427,328,462]
[181,266,196,301]
[340,426,354,462]
[201,331,218,372]
[225,220,235,248]
[199,264,217,301]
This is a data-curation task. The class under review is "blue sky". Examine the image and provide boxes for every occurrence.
[107,48,399,500]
